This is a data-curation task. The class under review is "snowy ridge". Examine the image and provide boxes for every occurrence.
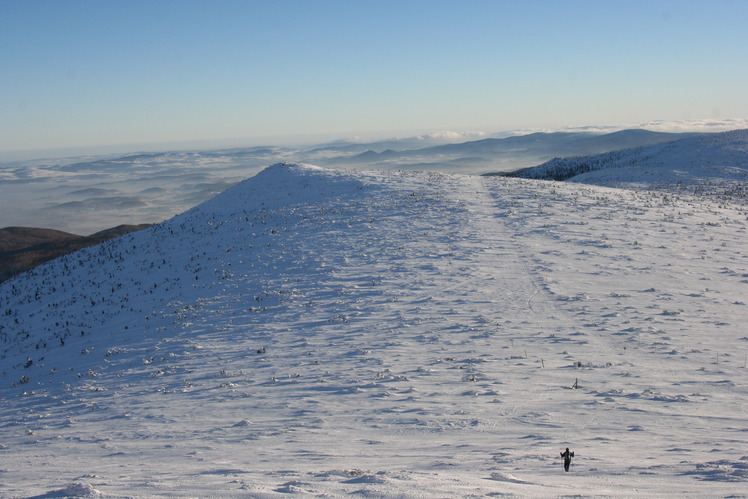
[506,129,748,200]
[3,125,744,235]
[1,163,747,497]
[1,126,723,236]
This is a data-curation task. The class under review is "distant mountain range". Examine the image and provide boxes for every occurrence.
[315,129,707,173]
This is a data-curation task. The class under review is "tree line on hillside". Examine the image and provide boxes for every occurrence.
[0,225,151,282]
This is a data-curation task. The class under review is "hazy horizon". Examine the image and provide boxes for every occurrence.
[2,118,748,164]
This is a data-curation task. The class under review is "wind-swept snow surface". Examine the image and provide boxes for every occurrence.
[1,163,746,497]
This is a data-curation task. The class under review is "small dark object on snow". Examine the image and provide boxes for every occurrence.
[560,447,574,472]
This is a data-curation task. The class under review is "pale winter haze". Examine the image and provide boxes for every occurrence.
[0,130,746,497]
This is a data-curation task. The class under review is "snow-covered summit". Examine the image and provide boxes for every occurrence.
[1,163,746,497]
[191,162,359,215]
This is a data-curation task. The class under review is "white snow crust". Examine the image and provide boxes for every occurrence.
[0,158,746,497]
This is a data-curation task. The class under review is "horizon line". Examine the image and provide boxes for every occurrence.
[2,118,747,164]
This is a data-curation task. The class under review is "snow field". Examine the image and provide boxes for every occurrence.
[0,163,746,497]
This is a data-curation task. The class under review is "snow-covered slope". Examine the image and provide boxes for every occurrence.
[505,129,748,201]
[1,163,746,497]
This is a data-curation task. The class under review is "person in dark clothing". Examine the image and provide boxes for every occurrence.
[560,447,574,472]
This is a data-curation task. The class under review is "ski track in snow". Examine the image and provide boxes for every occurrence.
[0,163,746,497]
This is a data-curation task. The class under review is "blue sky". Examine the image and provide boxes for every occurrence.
[1,0,747,156]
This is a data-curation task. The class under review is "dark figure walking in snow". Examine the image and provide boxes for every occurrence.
[560,447,574,472]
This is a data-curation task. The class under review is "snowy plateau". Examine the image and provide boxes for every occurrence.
[1,131,748,498]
